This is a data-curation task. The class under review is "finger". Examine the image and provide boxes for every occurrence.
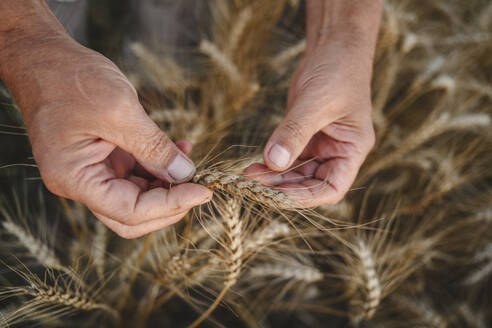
[264,94,339,172]
[106,107,197,184]
[107,147,135,178]
[94,210,189,239]
[128,175,149,191]
[314,156,362,202]
[243,161,318,186]
[277,157,362,207]
[243,163,305,186]
[75,162,212,226]
[275,179,338,208]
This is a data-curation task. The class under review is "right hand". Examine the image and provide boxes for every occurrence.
[2,31,212,239]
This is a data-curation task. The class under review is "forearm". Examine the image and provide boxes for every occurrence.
[0,0,71,115]
[306,0,383,57]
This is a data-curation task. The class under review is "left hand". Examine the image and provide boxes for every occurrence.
[244,39,376,207]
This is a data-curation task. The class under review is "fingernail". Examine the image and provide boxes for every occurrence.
[167,153,196,182]
[268,144,290,168]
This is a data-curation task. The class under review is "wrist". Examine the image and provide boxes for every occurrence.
[306,0,383,57]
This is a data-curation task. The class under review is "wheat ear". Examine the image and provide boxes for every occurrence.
[249,263,322,283]
[244,221,290,254]
[362,112,490,179]
[270,39,306,73]
[200,40,241,82]
[1,269,117,326]
[227,6,253,55]
[354,239,382,321]
[1,220,82,286]
[464,243,492,285]
[187,198,243,328]
[193,170,293,209]
[91,221,107,280]
[392,295,446,328]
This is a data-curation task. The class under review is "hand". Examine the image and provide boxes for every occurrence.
[245,39,376,207]
[1,30,211,238]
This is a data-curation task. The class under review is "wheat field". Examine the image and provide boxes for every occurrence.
[0,1,491,327]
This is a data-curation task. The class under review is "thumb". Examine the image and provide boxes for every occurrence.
[111,111,196,184]
[264,95,335,171]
